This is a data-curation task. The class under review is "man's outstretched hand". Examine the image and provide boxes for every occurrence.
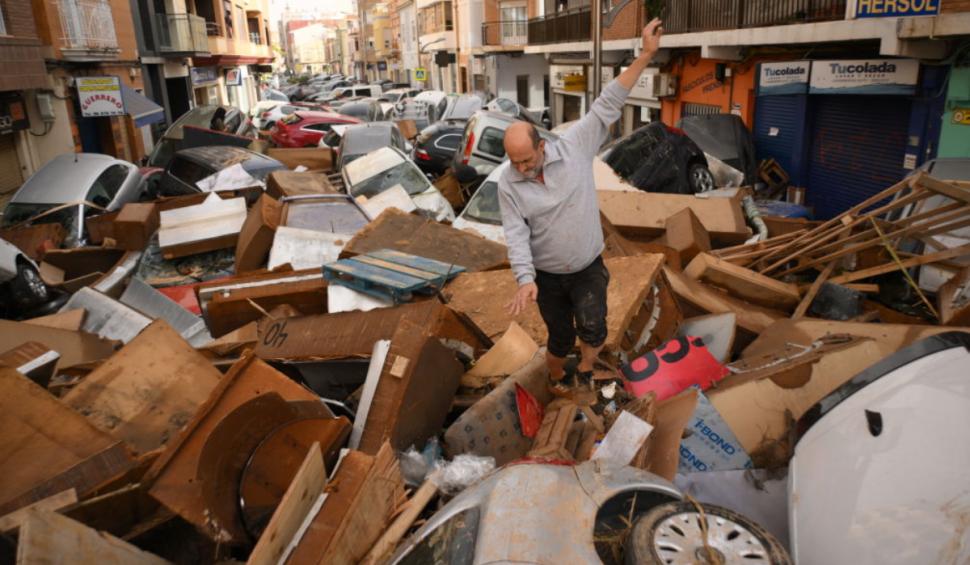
[507,282,538,316]
[642,18,663,58]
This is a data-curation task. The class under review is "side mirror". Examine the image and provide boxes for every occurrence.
[454,164,478,184]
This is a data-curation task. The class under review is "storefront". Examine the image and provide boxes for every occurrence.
[938,65,970,158]
[191,67,221,107]
[754,58,943,219]
[661,56,758,128]
[550,64,586,126]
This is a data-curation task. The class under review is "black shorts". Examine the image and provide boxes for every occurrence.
[535,256,610,358]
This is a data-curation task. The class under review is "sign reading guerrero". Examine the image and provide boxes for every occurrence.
[758,61,810,96]
[77,76,125,118]
[809,59,919,95]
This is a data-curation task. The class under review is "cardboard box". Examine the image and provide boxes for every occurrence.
[235,194,283,273]
[433,170,464,209]
[265,171,339,199]
[597,190,751,245]
[0,224,67,260]
[112,203,159,251]
[38,248,127,293]
[158,193,247,259]
[663,207,711,266]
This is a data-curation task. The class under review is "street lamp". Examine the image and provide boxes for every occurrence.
[419,38,446,90]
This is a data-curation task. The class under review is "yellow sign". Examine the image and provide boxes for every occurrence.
[563,73,586,92]
[953,108,970,126]
[414,68,427,81]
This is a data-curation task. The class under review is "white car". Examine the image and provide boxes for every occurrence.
[790,332,970,565]
[250,100,287,130]
[342,146,455,222]
[0,238,49,313]
[452,161,507,244]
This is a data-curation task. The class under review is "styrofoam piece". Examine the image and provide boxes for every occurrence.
[327,284,393,313]
[348,339,391,449]
[677,312,737,363]
[268,227,350,271]
[591,410,653,467]
[361,184,417,220]
[60,287,151,344]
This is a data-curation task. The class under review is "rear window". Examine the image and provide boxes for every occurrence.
[477,127,506,158]
[168,157,212,187]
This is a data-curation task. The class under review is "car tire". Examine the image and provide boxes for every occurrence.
[625,501,790,565]
[688,163,716,194]
[9,261,49,308]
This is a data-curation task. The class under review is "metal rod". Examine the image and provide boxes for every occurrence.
[592,0,602,100]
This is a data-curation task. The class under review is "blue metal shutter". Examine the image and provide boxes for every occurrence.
[754,95,802,186]
[806,96,910,219]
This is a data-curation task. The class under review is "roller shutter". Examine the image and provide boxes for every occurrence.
[806,95,910,219]
[754,95,802,186]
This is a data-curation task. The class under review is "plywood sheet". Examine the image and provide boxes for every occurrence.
[663,266,783,336]
[16,509,170,565]
[598,190,749,243]
[0,320,117,370]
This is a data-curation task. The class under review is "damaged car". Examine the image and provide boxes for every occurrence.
[0,237,49,315]
[342,146,455,222]
[154,146,287,197]
[600,122,714,194]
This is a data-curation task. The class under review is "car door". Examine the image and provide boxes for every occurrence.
[300,122,334,146]
[431,131,462,162]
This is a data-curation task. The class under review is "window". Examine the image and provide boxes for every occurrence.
[169,157,213,188]
[477,127,506,158]
[303,123,333,132]
[0,3,7,36]
[434,133,462,152]
[87,165,130,206]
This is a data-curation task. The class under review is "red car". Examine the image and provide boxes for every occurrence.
[270,111,361,148]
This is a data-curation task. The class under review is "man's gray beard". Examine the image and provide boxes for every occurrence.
[522,168,540,180]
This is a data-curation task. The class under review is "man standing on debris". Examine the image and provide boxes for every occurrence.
[499,18,663,392]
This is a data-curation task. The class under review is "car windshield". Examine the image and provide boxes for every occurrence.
[2,202,84,246]
[351,161,429,198]
[462,180,501,225]
[444,96,483,120]
[344,128,389,154]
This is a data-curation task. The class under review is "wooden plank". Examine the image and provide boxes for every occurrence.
[914,174,970,205]
[792,261,837,320]
[0,489,77,533]
[16,509,170,565]
[62,320,222,455]
[326,259,428,290]
[369,249,466,277]
[350,255,442,281]
[360,478,439,565]
[663,266,783,336]
[829,243,970,285]
[247,443,326,565]
[684,253,801,311]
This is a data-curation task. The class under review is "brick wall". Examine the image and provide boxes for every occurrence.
[603,0,643,41]
[942,0,970,12]
[0,0,47,91]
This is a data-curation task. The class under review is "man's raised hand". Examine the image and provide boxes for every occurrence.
[642,18,663,58]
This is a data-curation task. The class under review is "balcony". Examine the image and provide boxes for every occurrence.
[249,31,262,44]
[156,13,209,55]
[482,20,528,47]
[53,0,120,60]
[662,0,846,34]
[528,7,590,45]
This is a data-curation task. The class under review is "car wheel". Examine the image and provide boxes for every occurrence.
[625,501,790,565]
[688,163,716,194]
[9,261,49,308]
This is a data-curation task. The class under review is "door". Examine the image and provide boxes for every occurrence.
[753,94,806,187]
[516,75,529,107]
[166,77,192,120]
[807,95,910,219]
[0,134,23,206]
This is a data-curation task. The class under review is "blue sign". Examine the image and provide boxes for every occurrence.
[809,59,919,95]
[758,61,810,96]
[856,0,939,18]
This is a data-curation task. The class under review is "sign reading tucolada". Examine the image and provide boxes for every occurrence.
[809,59,919,95]
[758,61,810,96]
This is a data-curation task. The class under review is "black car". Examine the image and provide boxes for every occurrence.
[677,114,757,185]
[413,120,465,176]
[600,123,714,194]
[155,146,287,197]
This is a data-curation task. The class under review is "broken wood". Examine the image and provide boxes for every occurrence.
[792,261,836,320]
[360,477,439,565]
[828,242,970,285]
[0,489,77,534]
[16,509,170,565]
[685,253,801,311]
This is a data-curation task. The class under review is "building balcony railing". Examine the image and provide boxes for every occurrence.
[482,20,528,47]
[157,13,209,54]
[418,22,453,36]
[662,0,847,34]
[528,7,590,45]
[205,21,221,36]
[53,0,119,57]
[249,31,262,44]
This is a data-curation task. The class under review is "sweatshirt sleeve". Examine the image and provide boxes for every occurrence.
[560,79,630,160]
[497,177,536,285]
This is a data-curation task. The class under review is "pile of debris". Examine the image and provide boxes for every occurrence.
[0,142,968,564]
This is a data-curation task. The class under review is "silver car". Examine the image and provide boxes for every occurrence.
[0,237,48,312]
[0,153,145,247]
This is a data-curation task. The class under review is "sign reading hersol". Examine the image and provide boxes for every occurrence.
[856,0,939,18]
[77,76,125,118]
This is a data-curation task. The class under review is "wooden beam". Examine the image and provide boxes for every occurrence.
[360,477,439,565]
[913,174,970,205]
[0,489,77,534]
[16,509,170,564]
[829,243,970,284]
[685,253,801,311]
[792,261,836,320]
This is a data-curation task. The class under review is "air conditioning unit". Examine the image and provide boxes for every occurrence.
[649,73,676,98]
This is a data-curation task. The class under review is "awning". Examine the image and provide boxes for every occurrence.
[121,85,165,128]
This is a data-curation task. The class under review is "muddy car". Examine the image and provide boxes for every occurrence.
[600,123,714,194]
[342,146,455,222]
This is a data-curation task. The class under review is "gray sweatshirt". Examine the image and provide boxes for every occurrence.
[497,79,630,285]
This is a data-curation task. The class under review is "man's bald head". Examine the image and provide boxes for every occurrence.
[505,121,545,179]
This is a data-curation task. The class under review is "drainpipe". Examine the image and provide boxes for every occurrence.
[592,0,602,101]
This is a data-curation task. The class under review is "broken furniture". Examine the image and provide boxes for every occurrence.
[158,193,247,259]
[324,249,466,303]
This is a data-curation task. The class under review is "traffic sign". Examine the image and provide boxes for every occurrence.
[415,68,427,81]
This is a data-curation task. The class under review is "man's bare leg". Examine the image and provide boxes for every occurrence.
[578,341,604,373]
[547,350,567,381]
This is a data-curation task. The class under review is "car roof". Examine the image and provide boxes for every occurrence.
[344,146,407,185]
[12,153,130,204]
[342,122,397,152]
[174,146,281,170]
[293,110,357,121]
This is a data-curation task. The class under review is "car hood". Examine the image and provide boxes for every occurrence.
[453,217,506,244]
[412,189,456,222]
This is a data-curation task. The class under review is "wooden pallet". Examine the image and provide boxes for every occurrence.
[323,249,466,303]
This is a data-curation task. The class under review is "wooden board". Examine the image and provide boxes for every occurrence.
[146,354,321,541]
[597,190,750,244]
[16,509,170,565]
[247,443,326,565]
[663,266,783,336]
[684,253,801,311]
[662,207,711,265]
[340,208,509,272]
[0,489,77,533]
[443,255,665,355]
[287,443,404,565]
[23,309,86,332]
[0,368,120,510]
[63,321,222,455]
[0,320,116,370]
[265,147,335,172]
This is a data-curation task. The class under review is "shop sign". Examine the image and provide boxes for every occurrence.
[628,70,660,100]
[758,61,810,96]
[191,66,218,85]
[0,94,29,135]
[856,0,939,18]
[225,68,243,86]
[563,74,586,92]
[550,65,584,90]
[952,108,970,125]
[415,67,427,81]
[809,59,919,95]
[76,76,125,118]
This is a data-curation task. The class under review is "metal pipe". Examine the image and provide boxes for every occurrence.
[591,0,602,101]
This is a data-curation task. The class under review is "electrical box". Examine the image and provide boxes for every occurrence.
[35,92,55,122]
